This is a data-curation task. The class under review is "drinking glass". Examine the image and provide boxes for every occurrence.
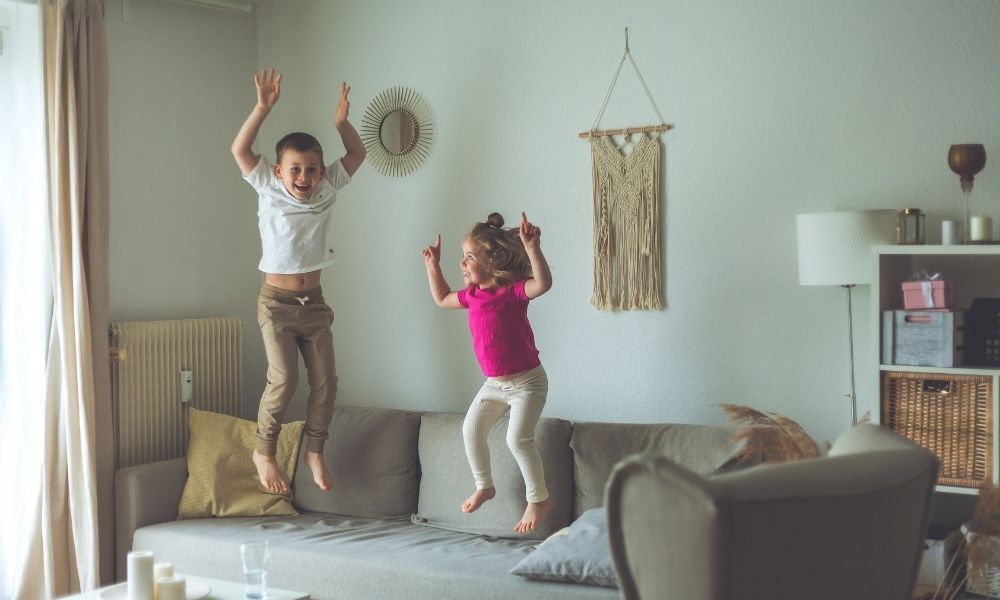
[240,540,270,599]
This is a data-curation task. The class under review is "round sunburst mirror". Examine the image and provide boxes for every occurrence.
[360,87,435,177]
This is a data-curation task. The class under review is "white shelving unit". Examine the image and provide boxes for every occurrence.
[871,244,1000,495]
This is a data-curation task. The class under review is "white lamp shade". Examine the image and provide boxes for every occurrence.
[796,210,896,286]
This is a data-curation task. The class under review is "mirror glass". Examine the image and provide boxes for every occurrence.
[360,86,435,177]
[379,109,416,155]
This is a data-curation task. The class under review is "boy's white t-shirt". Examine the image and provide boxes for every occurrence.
[244,155,351,274]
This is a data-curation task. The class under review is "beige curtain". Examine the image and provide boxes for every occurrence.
[16,0,114,597]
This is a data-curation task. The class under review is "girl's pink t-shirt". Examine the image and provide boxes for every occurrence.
[457,280,541,377]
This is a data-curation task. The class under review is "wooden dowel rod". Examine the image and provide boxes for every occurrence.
[578,124,672,139]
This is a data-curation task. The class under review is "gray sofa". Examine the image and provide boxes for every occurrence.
[116,406,747,600]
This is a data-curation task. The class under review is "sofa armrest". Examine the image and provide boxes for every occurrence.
[115,457,187,580]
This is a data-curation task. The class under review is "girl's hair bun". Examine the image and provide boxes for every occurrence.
[466,211,531,286]
[486,213,504,229]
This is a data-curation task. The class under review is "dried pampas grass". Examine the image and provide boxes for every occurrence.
[720,404,821,464]
[971,483,1000,536]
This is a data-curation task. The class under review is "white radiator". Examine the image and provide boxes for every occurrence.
[110,317,243,468]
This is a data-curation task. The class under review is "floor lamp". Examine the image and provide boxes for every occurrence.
[796,210,896,427]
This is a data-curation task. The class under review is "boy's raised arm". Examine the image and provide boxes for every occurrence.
[333,82,367,177]
[231,68,282,177]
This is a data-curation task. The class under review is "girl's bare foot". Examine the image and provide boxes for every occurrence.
[252,450,290,494]
[461,486,496,513]
[515,497,552,533]
[305,450,333,491]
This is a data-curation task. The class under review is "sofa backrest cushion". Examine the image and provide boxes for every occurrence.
[292,405,421,518]
[412,412,573,540]
[570,421,742,518]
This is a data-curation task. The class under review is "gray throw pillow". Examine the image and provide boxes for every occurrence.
[292,405,421,518]
[411,411,572,540]
[509,508,618,587]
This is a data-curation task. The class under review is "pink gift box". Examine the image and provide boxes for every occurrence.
[902,280,953,310]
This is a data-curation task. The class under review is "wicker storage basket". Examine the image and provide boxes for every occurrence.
[881,371,994,488]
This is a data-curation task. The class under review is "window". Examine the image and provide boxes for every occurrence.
[0,0,49,595]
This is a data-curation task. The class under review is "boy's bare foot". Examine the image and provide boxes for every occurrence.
[515,497,552,533]
[460,486,496,513]
[305,450,333,491]
[252,450,290,494]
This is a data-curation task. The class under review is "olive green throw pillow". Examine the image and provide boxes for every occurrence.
[178,408,304,519]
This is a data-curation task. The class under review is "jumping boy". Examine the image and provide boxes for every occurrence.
[231,67,366,493]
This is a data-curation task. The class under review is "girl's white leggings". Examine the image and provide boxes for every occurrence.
[462,365,549,503]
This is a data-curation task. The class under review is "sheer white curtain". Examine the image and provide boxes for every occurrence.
[0,1,51,597]
[41,0,113,593]
[0,0,112,597]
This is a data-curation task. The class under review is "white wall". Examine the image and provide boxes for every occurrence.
[108,0,1000,446]
[105,0,265,416]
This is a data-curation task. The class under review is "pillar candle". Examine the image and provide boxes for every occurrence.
[127,551,155,600]
[971,215,993,241]
[941,220,959,245]
[153,563,173,580]
[152,564,173,600]
[155,577,186,600]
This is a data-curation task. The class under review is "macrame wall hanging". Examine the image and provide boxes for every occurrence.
[580,29,672,311]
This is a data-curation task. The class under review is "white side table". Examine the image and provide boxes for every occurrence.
[59,574,310,600]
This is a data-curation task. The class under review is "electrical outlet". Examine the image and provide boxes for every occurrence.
[180,370,193,404]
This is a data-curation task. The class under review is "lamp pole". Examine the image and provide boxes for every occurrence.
[843,284,858,427]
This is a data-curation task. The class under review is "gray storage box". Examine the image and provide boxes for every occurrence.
[882,309,963,368]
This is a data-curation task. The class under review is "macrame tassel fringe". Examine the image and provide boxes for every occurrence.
[590,135,664,311]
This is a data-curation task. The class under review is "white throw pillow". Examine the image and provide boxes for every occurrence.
[509,508,618,587]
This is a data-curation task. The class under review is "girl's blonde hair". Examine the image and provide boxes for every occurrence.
[466,212,532,287]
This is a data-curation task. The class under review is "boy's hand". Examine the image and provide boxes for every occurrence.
[519,212,541,248]
[422,234,442,268]
[255,67,282,111]
[334,82,351,127]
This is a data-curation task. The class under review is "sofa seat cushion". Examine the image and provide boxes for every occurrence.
[292,405,421,518]
[132,513,616,600]
[412,412,573,540]
[570,422,744,517]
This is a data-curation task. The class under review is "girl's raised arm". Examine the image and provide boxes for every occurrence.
[423,234,462,308]
[520,212,552,299]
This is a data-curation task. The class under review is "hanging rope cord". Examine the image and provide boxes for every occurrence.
[589,43,667,135]
[588,32,666,310]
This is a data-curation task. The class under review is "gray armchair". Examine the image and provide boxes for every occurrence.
[605,423,939,600]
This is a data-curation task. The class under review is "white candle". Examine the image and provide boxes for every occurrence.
[941,220,959,245]
[153,563,173,579]
[155,577,186,600]
[127,551,155,600]
[971,215,993,241]
[152,564,173,600]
